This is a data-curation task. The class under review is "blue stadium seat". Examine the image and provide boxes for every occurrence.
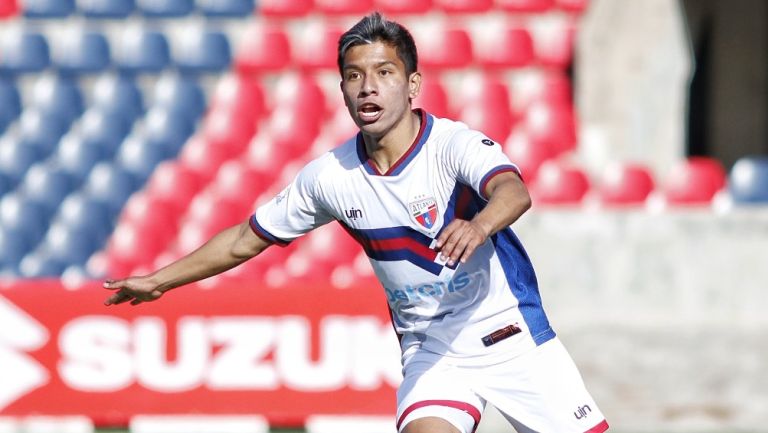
[79,108,133,156]
[142,107,194,156]
[23,0,75,18]
[54,31,111,75]
[729,156,768,203]
[77,0,136,18]
[116,134,170,182]
[83,162,137,215]
[0,226,29,270]
[0,136,43,184]
[54,191,113,244]
[20,162,75,213]
[92,75,144,122]
[114,29,171,74]
[136,0,193,17]
[196,0,254,17]
[0,31,50,74]
[174,30,231,74]
[41,222,100,265]
[152,74,206,121]
[0,192,48,246]
[19,250,67,277]
[0,79,21,133]
[17,109,70,157]
[30,75,84,124]
[55,134,107,181]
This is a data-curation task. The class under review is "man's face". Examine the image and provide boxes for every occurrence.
[340,41,420,138]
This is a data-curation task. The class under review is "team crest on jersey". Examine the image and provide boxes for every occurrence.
[409,196,439,230]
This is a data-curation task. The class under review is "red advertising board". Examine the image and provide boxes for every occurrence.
[0,280,401,426]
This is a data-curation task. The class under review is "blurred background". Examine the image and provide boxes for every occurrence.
[0,0,766,432]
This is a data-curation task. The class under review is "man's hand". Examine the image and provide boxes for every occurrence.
[103,276,165,306]
[435,219,491,266]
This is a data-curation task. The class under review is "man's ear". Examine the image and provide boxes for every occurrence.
[408,72,422,99]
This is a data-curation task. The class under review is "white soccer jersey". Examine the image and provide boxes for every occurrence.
[251,110,555,366]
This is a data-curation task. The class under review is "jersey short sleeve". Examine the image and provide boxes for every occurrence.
[250,160,335,245]
[444,128,521,200]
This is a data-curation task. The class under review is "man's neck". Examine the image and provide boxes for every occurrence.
[363,110,421,174]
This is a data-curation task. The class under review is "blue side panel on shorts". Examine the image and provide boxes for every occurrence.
[493,228,556,345]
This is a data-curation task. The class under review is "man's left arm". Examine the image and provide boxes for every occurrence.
[435,172,531,266]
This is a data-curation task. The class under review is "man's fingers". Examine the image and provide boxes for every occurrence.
[103,279,125,290]
[105,290,133,306]
[130,299,143,306]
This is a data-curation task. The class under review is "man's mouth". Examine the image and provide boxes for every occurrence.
[358,103,383,122]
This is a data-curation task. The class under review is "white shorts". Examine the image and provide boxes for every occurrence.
[396,337,608,433]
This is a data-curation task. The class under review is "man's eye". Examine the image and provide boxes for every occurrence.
[379,70,391,76]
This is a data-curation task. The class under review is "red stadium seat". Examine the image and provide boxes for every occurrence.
[556,0,589,13]
[374,0,432,15]
[267,106,322,159]
[293,24,344,72]
[258,0,312,17]
[414,28,472,70]
[529,159,590,205]
[497,0,554,13]
[511,71,572,115]
[597,162,655,207]
[314,0,374,15]
[433,0,492,13]
[209,74,267,124]
[456,73,511,111]
[475,27,534,69]
[179,134,233,182]
[118,191,179,235]
[533,23,576,68]
[182,192,251,232]
[0,0,19,18]
[413,78,451,119]
[234,25,291,75]
[244,132,295,178]
[458,103,513,144]
[201,108,257,158]
[521,101,577,155]
[663,157,726,205]
[273,73,327,118]
[503,130,557,183]
[145,160,204,214]
[454,74,513,141]
[105,221,165,270]
[211,160,268,204]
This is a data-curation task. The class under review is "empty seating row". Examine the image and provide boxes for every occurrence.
[15,0,255,19]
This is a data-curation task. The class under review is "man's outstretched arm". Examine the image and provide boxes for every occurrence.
[103,220,271,306]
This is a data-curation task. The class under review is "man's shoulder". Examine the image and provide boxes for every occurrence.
[300,135,360,180]
[427,115,487,148]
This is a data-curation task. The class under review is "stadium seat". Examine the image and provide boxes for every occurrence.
[91,75,144,123]
[556,0,588,13]
[17,109,70,157]
[475,27,534,69]
[412,77,450,119]
[209,74,267,124]
[210,160,266,204]
[201,108,256,158]
[532,23,576,68]
[273,73,327,116]
[0,192,48,246]
[521,101,577,155]
[728,156,768,204]
[456,73,511,111]
[0,79,21,133]
[136,0,192,17]
[178,134,232,182]
[196,0,254,17]
[114,28,171,75]
[314,0,374,15]
[118,191,178,235]
[142,107,195,156]
[77,0,135,19]
[104,221,164,270]
[0,136,43,184]
[145,160,203,213]
[116,134,170,182]
[20,162,75,213]
[415,28,472,70]
[152,74,206,121]
[244,132,295,177]
[0,30,50,74]
[457,103,513,144]
[0,0,19,18]
[53,30,111,75]
[267,106,321,159]
[432,0,492,13]
[455,74,513,142]
[83,162,137,215]
[497,0,554,13]
[30,75,84,124]
[80,108,132,153]
[174,30,231,74]
[511,71,572,115]
[41,221,100,265]
[183,192,250,232]
[0,226,28,270]
[596,162,655,207]
[55,191,113,245]
[293,24,344,72]
[234,25,291,75]
[19,250,67,278]
[55,134,105,181]
[503,130,557,183]
[374,0,431,15]
[663,157,726,205]
[22,0,75,18]
[257,0,312,18]
[528,159,590,205]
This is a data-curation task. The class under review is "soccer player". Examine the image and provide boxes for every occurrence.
[104,12,608,433]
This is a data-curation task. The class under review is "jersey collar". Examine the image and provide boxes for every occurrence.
[356,109,434,176]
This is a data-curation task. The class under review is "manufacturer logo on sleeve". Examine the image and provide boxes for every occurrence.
[409,196,439,230]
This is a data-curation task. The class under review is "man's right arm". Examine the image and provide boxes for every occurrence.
[103,220,271,306]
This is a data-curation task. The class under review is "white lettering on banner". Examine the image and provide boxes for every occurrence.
[58,316,132,392]
[56,315,402,393]
[207,318,278,390]
[0,295,49,410]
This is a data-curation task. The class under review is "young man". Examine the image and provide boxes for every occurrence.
[104,12,608,433]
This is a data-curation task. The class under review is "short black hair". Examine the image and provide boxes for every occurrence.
[337,12,418,77]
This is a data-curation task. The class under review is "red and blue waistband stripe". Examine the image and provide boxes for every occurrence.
[249,215,290,247]
[356,110,433,176]
[478,164,521,200]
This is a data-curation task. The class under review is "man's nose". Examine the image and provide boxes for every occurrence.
[360,74,377,96]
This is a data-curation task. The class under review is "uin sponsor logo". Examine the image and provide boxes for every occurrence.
[345,207,363,220]
[574,404,592,420]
